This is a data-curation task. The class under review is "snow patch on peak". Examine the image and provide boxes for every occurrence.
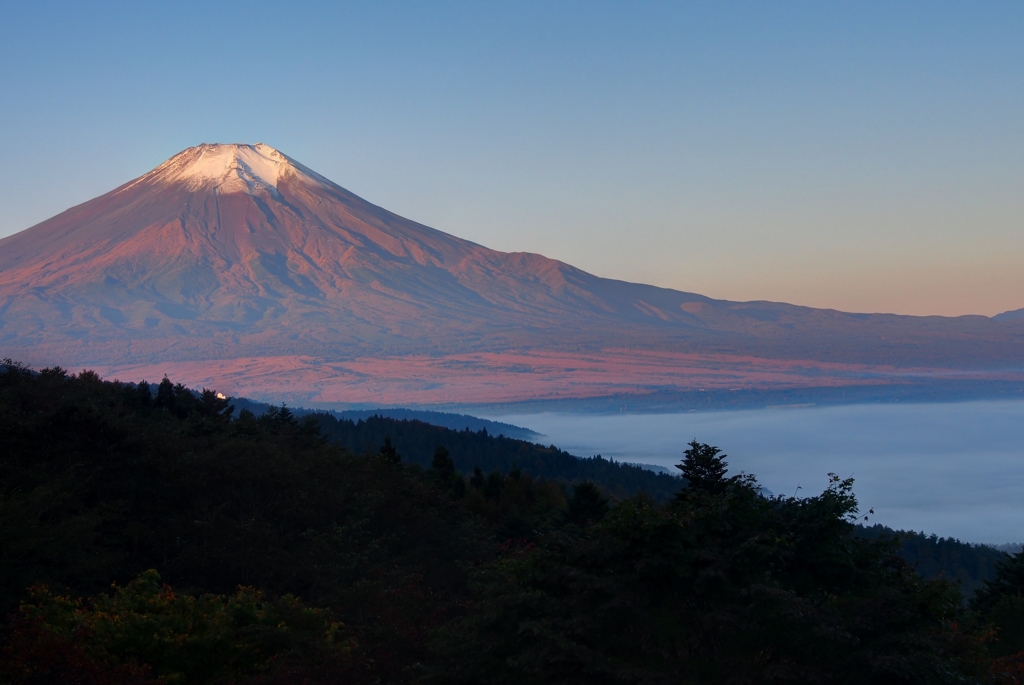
[139,143,327,195]
[179,143,285,190]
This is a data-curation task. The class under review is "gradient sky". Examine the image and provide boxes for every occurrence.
[1,1,1021,316]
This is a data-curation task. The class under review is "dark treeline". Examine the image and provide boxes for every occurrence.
[314,412,683,501]
[3,361,1024,684]
[0,361,486,684]
[229,397,541,441]
[315,414,1015,596]
[327,408,539,441]
[857,524,1009,598]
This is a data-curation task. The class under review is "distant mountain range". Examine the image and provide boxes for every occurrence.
[993,308,1024,321]
[1,143,1022,408]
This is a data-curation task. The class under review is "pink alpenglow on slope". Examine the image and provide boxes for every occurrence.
[1,143,1022,408]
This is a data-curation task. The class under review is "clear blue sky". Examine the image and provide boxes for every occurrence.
[1,1,1021,316]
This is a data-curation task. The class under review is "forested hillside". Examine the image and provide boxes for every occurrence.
[327,408,540,441]
[314,412,682,501]
[3,360,1024,684]
[857,524,1009,598]
[229,397,541,441]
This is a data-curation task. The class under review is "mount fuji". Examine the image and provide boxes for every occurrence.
[1,143,1022,408]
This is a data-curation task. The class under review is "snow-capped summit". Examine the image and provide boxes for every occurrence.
[0,143,1021,407]
[132,143,325,195]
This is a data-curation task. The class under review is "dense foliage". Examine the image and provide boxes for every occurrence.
[2,570,358,684]
[1,360,1022,684]
[858,525,1009,598]
[973,551,1024,673]
[0,361,484,682]
[437,467,981,684]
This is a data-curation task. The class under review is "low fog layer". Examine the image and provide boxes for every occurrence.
[489,401,1024,544]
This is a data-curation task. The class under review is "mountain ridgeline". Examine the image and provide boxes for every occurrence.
[228,397,541,440]
[313,412,683,501]
[3,143,1024,409]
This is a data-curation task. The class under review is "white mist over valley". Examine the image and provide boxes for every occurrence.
[489,400,1024,544]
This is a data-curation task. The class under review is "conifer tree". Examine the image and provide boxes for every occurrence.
[378,436,401,463]
[675,441,758,501]
[676,440,730,495]
[972,549,1024,657]
[469,465,485,490]
[483,472,504,502]
[156,377,175,411]
[565,481,609,525]
[135,380,152,406]
[432,445,454,480]
[199,388,233,420]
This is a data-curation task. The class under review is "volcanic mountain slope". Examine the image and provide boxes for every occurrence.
[1,143,1022,406]
[0,144,710,355]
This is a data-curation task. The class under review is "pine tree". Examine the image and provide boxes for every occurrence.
[156,377,175,411]
[676,440,729,494]
[135,380,152,407]
[378,436,401,463]
[973,548,1024,615]
[199,388,233,420]
[483,472,504,502]
[431,445,454,480]
[565,481,609,525]
[469,465,485,490]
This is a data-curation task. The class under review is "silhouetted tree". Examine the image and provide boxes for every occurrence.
[564,481,609,526]
[469,466,485,490]
[135,380,152,407]
[156,377,175,411]
[676,440,728,492]
[77,370,101,384]
[432,445,454,480]
[378,436,401,463]
[973,549,1024,659]
[39,366,67,379]
[199,388,233,420]
[483,472,504,502]
[975,549,1024,614]
[674,440,757,499]
[449,472,467,500]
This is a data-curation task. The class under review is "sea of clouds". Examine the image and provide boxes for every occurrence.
[489,401,1024,544]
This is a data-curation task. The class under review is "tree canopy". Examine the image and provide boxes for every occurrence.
[0,359,1017,684]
